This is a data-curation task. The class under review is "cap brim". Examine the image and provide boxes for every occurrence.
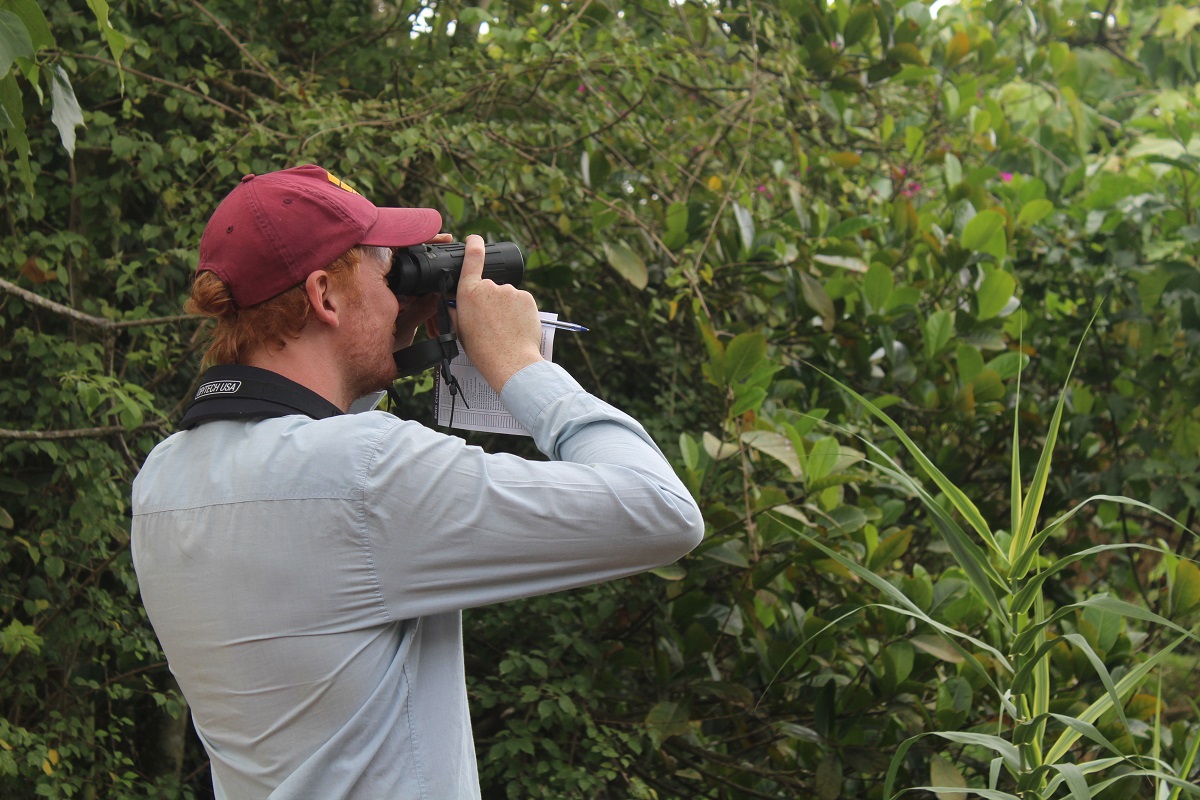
[360,207,443,248]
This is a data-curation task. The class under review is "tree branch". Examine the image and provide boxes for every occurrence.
[0,423,164,441]
[1,277,197,331]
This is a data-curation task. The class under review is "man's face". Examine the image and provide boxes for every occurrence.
[341,248,402,400]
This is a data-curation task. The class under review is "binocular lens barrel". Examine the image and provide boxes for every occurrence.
[389,242,525,295]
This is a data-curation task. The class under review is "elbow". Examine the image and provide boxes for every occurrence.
[654,497,705,565]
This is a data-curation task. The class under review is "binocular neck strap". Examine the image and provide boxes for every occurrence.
[436,271,468,410]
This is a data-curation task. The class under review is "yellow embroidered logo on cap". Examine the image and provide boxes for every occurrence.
[326,172,360,195]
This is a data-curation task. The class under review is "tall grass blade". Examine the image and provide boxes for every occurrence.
[1045,635,1186,764]
[1011,542,1169,616]
[1031,593,1050,768]
[1065,769,1200,798]
[1051,762,1093,799]
[1167,698,1200,800]
[1014,598,1200,657]
[861,444,1012,626]
[1013,495,1194,579]
[1011,336,1024,555]
[774,514,1015,719]
[817,369,1004,560]
[1007,315,1095,574]
[884,730,1023,799]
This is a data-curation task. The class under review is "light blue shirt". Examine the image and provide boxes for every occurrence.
[131,361,703,799]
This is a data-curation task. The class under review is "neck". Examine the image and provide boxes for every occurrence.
[245,340,353,412]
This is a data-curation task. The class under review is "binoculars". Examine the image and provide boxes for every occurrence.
[388,241,525,378]
[388,242,525,295]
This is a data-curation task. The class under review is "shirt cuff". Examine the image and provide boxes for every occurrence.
[498,360,585,432]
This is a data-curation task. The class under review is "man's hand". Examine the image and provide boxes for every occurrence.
[452,234,544,391]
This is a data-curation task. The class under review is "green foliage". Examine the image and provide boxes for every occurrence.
[2,0,1199,797]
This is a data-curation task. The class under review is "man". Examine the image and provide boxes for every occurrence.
[130,165,704,799]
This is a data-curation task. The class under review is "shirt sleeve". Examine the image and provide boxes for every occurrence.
[360,360,704,620]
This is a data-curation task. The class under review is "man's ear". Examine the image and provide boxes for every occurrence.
[304,271,340,329]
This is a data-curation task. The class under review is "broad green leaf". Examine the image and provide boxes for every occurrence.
[945,30,970,66]
[905,125,925,157]
[930,755,967,800]
[697,318,725,388]
[816,754,842,800]
[888,43,926,66]
[0,506,12,529]
[724,332,767,384]
[0,9,33,76]
[602,240,648,289]
[644,701,691,746]
[813,253,868,272]
[85,0,127,65]
[49,66,83,157]
[730,386,766,416]
[828,216,874,238]
[984,350,1028,379]
[704,542,750,568]
[679,433,701,471]
[910,634,963,663]
[961,209,1007,260]
[956,344,984,383]
[923,310,955,359]
[1017,198,1054,227]
[863,261,893,314]
[443,191,465,221]
[4,0,52,51]
[1170,559,1200,616]
[650,563,686,581]
[867,527,912,571]
[800,273,836,326]
[806,436,841,482]
[44,556,64,580]
[882,641,914,688]
[976,268,1015,321]
[702,432,739,461]
[944,152,962,189]
[843,5,876,47]
[742,430,801,477]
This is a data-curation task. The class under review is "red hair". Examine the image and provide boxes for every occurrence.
[187,247,369,367]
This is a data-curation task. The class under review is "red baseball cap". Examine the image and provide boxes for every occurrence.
[197,165,443,307]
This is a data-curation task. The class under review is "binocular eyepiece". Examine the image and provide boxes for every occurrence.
[388,242,525,296]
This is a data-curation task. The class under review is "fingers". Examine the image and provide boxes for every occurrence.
[393,294,440,351]
[455,235,487,295]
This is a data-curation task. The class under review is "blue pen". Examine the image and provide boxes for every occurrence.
[541,319,589,333]
[442,300,588,332]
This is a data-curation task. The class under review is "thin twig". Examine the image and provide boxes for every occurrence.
[71,52,283,135]
[187,0,292,96]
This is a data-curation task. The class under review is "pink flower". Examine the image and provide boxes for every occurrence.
[1001,172,1013,182]
[578,85,587,93]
